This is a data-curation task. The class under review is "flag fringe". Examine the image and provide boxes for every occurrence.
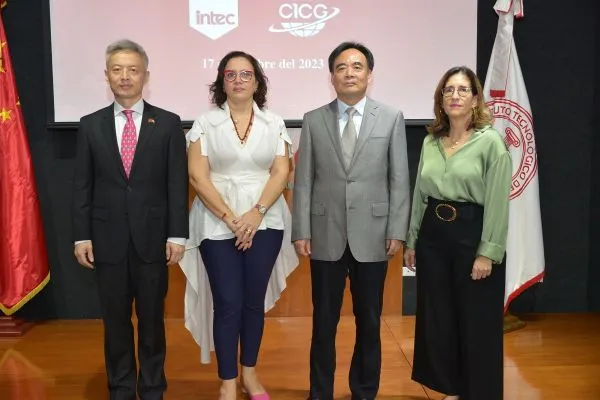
[0,272,51,316]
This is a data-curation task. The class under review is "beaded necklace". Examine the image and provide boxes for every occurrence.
[231,109,254,145]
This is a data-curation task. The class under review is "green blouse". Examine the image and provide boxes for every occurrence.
[406,126,512,263]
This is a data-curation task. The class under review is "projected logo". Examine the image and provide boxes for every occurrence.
[269,3,340,37]
[189,0,239,40]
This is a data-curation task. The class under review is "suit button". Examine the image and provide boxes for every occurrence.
[127,186,132,192]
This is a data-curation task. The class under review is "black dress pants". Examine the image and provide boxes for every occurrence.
[95,239,168,400]
[309,245,388,400]
[412,198,505,400]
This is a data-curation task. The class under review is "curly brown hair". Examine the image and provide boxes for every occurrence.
[427,66,493,136]
[209,51,268,109]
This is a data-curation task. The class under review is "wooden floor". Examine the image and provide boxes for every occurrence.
[1,314,599,399]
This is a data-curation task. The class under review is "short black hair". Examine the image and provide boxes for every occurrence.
[328,42,374,73]
[209,51,269,109]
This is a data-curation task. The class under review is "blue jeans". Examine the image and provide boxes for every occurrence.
[200,228,283,379]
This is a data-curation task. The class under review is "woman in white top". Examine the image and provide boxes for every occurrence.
[181,51,298,400]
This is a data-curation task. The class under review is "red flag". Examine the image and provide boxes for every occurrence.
[0,5,50,315]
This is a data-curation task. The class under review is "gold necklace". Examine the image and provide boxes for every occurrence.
[445,132,471,149]
[447,138,461,149]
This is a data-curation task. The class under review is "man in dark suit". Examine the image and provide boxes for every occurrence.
[72,39,188,400]
[292,42,410,400]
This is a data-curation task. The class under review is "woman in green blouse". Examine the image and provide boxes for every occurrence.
[404,66,511,400]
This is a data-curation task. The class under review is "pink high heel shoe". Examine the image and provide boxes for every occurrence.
[240,380,270,400]
[247,394,269,400]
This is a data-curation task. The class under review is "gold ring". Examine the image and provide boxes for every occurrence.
[246,228,252,233]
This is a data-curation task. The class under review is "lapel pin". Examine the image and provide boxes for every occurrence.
[147,118,155,124]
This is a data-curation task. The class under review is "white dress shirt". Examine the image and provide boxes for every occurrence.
[113,100,144,152]
[337,96,367,137]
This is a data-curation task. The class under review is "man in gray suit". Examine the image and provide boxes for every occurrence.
[292,42,410,400]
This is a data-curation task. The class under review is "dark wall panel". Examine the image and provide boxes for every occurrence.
[588,1,600,312]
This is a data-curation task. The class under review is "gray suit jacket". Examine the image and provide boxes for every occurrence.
[291,98,410,262]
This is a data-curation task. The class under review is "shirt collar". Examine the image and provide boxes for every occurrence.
[113,99,144,117]
[337,96,367,117]
[206,101,272,126]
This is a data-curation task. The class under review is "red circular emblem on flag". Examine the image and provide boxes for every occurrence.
[486,98,538,200]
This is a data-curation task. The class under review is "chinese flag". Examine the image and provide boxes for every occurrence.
[0,3,50,315]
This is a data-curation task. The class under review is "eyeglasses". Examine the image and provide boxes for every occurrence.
[441,86,472,97]
[223,70,254,82]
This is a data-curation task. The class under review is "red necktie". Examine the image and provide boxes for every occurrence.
[120,110,137,177]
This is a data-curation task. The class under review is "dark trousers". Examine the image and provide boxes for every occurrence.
[95,239,168,400]
[412,198,505,400]
[200,228,283,380]
[309,246,388,400]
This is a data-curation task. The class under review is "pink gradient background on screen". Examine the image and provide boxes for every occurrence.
[50,0,477,121]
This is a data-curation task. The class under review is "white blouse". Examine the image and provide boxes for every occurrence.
[186,101,292,241]
[180,102,299,364]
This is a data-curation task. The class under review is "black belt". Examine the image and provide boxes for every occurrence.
[427,197,482,222]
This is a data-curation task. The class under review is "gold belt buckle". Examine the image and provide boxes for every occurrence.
[435,203,457,222]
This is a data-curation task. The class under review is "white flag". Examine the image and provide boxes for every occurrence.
[483,0,545,311]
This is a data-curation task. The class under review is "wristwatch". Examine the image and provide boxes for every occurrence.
[254,203,267,215]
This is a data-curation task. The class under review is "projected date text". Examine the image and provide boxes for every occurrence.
[200,57,325,70]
